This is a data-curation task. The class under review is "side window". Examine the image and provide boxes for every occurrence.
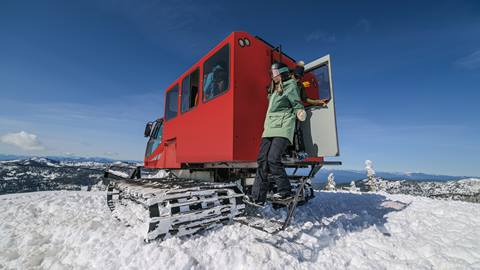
[181,69,200,113]
[312,64,331,101]
[145,121,163,157]
[151,121,163,142]
[203,44,230,101]
[165,85,179,121]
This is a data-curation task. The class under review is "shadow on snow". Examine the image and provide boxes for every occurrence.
[253,191,409,262]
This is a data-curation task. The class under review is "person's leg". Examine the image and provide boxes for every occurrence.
[267,137,292,196]
[251,138,272,203]
[296,121,306,152]
[293,120,300,152]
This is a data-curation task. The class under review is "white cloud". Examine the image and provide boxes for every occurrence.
[305,30,336,43]
[0,131,45,151]
[455,50,480,70]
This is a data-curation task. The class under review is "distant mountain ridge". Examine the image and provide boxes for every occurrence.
[0,157,110,194]
[1,154,476,184]
[313,169,475,184]
[0,154,140,164]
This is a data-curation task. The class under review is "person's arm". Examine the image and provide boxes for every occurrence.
[299,85,308,103]
[286,83,306,121]
[306,98,328,107]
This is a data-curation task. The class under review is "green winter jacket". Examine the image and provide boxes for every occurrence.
[262,78,305,144]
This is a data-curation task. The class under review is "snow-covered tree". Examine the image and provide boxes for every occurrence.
[349,180,360,192]
[365,160,377,192]
[365,160,376,178]
[324,173,336,191]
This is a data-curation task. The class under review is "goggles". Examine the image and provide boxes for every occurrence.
[271,66,289,78]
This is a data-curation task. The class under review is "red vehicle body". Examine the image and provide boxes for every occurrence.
[144,31,339,171]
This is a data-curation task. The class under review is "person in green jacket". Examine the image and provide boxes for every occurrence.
[250,62,307,204]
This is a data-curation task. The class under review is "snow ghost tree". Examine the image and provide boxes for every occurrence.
[365,160,376,178]
[324,173,336,191]
[365,160,377,192]
[349,181,360,192]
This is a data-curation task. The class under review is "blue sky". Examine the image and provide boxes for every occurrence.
[0,0,479,176]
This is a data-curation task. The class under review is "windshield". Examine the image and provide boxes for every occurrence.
[145,121,163,157]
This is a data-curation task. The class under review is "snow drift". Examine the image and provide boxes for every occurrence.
[1,190,479,269]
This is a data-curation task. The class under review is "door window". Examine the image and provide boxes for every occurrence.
[311,63,331,101]
[165,85,179,121]
[181,69,200,113]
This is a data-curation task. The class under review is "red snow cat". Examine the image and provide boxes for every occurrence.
[104,31,340,241]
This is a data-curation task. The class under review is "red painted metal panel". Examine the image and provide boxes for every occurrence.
[232,32,298,161]
[232,32,269,161]
[164,139,179,168]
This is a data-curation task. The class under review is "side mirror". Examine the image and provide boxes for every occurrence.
[144,122,153,137]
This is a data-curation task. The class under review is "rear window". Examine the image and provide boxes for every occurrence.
[165,85,179,121]
[203,44,230,101]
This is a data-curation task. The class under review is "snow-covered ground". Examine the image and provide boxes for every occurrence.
[1,191,479,270]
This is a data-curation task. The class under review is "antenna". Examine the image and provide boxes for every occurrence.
[270,45,283,65]
[279,45,282,63]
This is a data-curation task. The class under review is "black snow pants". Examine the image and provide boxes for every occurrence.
[293,120,306,152]
[252,137,292,203]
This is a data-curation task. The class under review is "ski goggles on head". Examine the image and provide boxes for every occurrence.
[271,66,289,78]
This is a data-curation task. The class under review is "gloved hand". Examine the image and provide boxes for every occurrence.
[296,109,306,122]
[313,99,328,107]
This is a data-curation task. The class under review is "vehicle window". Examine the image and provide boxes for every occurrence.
[145,121,163,157]
[151,121,163,141]
[203,44,230,101]
[181,69,200,113]
[150,123,158,139]
[312,63,331,100]
[165,85,179,121]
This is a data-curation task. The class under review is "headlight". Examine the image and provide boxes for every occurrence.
[243,38,250,46]
[238,39,245,47]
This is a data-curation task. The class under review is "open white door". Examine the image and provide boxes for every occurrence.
[300,54,339,157]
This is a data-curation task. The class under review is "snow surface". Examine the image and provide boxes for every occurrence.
[1,191,480,270]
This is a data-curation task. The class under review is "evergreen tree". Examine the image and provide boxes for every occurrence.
[350,180,360,192]
[365,160,377,192]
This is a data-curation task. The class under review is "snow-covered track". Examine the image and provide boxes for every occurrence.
[106,178,245,242]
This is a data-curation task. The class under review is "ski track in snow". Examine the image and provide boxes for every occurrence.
[1,191,479,270]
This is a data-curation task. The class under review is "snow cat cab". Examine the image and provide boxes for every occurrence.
[105,31,340,241]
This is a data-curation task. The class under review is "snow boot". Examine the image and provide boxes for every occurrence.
[243,195,266,208]
[272,192,294,202]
